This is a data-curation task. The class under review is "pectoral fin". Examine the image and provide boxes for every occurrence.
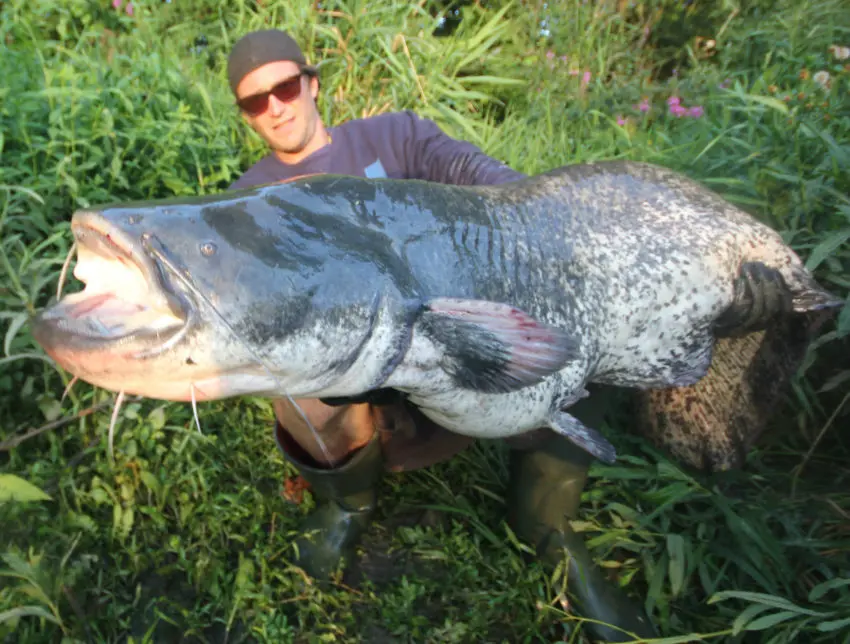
[546,411,617,464]
[417,297,579,394]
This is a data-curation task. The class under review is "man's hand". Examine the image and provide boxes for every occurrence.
[714,262,794,337]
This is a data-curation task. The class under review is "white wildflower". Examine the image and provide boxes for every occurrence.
[813,70,831,90]
[828,45,850,61]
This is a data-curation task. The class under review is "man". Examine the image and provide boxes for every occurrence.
[225,29,657,642]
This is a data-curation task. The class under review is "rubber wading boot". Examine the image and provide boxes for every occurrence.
[506,391,658,642]
[274,425,384,580]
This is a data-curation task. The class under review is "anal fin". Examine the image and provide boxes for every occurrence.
[418,297,579,394]
[547,411,617,464]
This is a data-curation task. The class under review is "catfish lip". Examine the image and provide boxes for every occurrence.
[72,210,189,318]
[71,210,159,292]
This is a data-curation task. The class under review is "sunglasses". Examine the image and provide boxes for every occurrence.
[237,74,304,116]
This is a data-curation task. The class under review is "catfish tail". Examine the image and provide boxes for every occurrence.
[789,268,845,314]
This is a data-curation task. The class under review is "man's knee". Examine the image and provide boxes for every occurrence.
[272,397,378,462]
[273,397,366,432]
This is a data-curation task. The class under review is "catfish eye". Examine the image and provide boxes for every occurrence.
[200,242,217,257]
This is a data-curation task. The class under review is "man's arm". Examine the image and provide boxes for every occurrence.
[393,111,526,186]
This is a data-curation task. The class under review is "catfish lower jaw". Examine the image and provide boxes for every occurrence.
[32,268,191,357]
[32,296,187,356]
[26,348,284,403]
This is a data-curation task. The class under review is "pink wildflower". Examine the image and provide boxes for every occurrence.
[667,95,680,107]
[126,2,133,15]
[582,70,591,86]
[636,98,651,112]
[669,103,687,117]
[546,51,554,60]
[112,0,121,7]
[688,106,704,118]
[617,115,627,126]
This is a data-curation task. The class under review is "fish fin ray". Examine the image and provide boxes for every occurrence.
[547,411,617,464]
[788,268,844,314]
[418,297,578,394]
[675,337,714,386]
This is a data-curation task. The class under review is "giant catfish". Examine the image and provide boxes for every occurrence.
[31,161,843,463]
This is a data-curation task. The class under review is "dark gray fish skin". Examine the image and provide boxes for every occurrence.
[31,161,843,464]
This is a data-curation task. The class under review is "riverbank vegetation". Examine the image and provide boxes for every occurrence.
[1,0,849,641]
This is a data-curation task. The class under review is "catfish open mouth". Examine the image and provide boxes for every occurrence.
[34,211,190,352]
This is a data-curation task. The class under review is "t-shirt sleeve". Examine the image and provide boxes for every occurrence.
[386,111,526,186]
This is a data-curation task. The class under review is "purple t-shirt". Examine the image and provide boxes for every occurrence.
[228,110,525,190]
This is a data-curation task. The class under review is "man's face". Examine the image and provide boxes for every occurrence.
[235,60,321,159]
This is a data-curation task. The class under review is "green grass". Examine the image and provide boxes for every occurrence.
[1,0,849,642]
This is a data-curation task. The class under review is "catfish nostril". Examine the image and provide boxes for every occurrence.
[200,242,217,257]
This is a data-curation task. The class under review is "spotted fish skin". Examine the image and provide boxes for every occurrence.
[31,160,842,464]
[370,162,840,461]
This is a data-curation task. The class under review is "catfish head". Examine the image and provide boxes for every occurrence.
[31,182,423,403]
[33,176,581,415]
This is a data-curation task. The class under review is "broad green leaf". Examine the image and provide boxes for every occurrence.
[837,301,850,338]
[147,406,167,431]
[235,553,256,592]
[728,91,790,114]
[667,533,687,596]
[817,616,850,632]
[808,577,850,602]
[0,605,60,626]
[733,603,777,635]
[709,590,825,617]
[805,228,850,271]
[3,312,28,356]
[0,474,51,503]
[743,610,801,631]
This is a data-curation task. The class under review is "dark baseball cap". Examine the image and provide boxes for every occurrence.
[227,29,318,95]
